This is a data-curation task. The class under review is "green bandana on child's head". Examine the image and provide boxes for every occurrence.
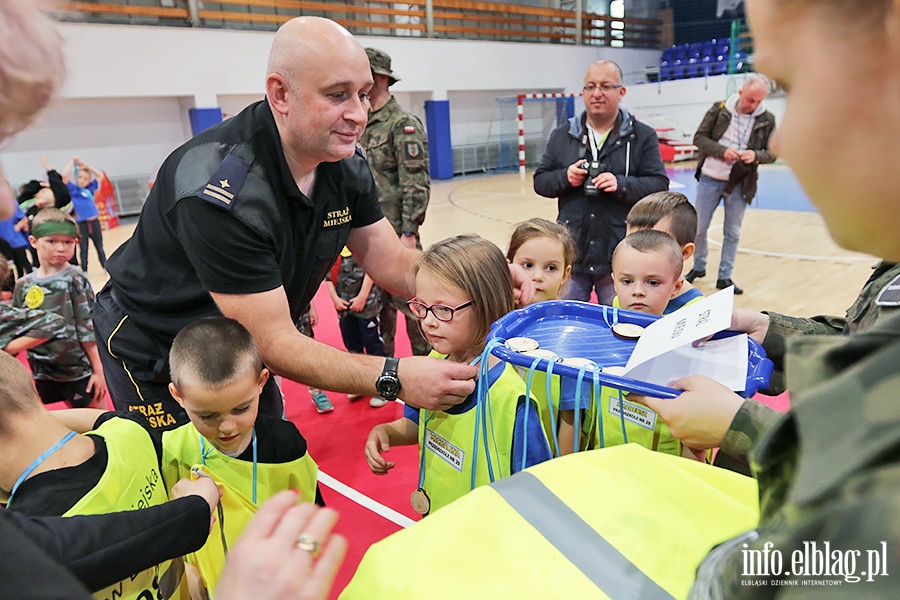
[32,220,79,240]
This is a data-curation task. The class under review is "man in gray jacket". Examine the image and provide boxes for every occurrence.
[686,75,777,294]
[534,60,669,305]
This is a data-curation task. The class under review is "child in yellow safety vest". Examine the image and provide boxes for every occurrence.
[595,229,687,456]
[160,316,320,597]
[365,235,552,516]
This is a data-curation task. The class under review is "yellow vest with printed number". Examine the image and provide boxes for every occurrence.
[589,386,681,455]
[419,357,543,514]
[65,418,185,600]
[161,423,318,594]
[341,445,759,600]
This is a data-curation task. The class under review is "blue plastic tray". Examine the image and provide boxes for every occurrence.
[487,300,773,399]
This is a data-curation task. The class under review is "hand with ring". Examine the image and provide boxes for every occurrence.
[214,490,347,600]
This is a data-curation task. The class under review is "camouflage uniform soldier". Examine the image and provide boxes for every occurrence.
[359,47,431,357]
[1,255,68,353]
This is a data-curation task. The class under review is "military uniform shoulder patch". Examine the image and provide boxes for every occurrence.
[200,151,252,211]
[403,125,416,134]
[875,272,900,306]
[405,142,421,159]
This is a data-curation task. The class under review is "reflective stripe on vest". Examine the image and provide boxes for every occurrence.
[493,471,675,600]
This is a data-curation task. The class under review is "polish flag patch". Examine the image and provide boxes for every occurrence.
[404,125,416,133]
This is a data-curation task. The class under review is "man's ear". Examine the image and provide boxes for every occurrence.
[168,382,186,409]
[265,74,290,116]
[682,242,695,261]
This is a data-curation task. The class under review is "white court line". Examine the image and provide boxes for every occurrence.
[316,471,416,529]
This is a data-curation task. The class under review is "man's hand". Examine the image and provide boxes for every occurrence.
[508,262,535,308]
[566,160,589,187]
[730,308,770,344]
[740,150,757,164]
[400,233,418,249]
[40,156,52,172]
[215,491,346,600]
[594,172,618,193]
[723,148,741,162]
[171,477,222,533]
[308,303,318,327]
[398,356,476,410]
[364,426,396,475]
[630,375,744,449]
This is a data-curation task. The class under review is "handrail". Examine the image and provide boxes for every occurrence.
[51,0,662,48]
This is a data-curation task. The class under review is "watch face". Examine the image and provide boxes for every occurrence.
[379,377,400,398]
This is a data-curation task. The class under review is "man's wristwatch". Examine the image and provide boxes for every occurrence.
[375,357,402,401]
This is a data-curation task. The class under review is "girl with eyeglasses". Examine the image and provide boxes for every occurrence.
[364,234,551,515]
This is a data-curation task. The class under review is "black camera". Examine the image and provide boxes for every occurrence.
[580,160,609,196]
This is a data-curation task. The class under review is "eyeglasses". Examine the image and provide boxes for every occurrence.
[407,299,473,322]
[583,83,623,94]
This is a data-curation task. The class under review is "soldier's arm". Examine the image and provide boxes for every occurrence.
[692,104,730,157]
[393,120,430,236]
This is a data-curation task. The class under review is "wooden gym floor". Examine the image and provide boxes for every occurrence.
[87,163,875,320]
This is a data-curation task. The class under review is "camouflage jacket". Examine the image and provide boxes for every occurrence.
[12,266,95,381]
[761,261,900,394]
[332,255,381,320]
[0,304,69,348]
[359,96,430,237]
[694,308,900,596]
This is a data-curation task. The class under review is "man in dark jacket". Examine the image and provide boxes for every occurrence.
[534,60,669,305]
[687,75,777,294]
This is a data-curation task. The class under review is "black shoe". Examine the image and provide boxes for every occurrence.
[716,278,743,295]
[685,269,706,283]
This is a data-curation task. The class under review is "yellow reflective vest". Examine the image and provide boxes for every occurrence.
[419,355,547,514]
[589,386,681,455]
[67,418,185,600]
[161,422,318,594]
[342,444,758,599]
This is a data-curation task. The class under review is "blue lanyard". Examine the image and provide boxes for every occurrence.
[200,428,258,504]
[7,431,77,507]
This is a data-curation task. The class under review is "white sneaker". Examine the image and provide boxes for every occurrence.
[369,396,388,408]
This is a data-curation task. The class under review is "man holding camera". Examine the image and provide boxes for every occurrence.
[534,60,668,305]
[686,75,776,295]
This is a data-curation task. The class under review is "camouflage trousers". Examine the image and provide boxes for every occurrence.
[379,290,431,357]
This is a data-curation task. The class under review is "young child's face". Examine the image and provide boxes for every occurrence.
[76,170,92,188]
[510,236,571,303]
[30,233,77,266]
[612,246,683,315]
[413,269,479,362]
[169,367,268,456]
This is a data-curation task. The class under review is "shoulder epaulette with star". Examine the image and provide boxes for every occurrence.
[200,151,252,211]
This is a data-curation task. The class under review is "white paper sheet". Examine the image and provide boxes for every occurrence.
[622,287,749,391]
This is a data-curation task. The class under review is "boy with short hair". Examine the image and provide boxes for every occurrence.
[584,230,684,456]
[161,317,320,595]
[611,229,686,316]
[625,191,704,312]
[12,208,106,407]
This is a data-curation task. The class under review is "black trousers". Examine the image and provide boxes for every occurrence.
[92,286,284,430]
[78,218,107,272]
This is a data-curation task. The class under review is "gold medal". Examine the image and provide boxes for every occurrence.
[611,322,645,340]
[410,488,431,515]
